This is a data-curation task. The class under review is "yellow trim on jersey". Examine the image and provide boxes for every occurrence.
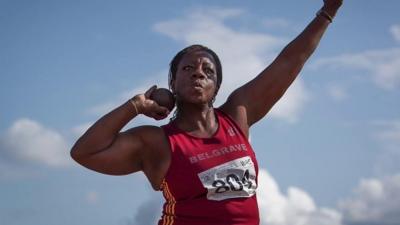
[161,180,176,225]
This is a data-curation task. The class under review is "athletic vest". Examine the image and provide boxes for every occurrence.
[158,109,259,225]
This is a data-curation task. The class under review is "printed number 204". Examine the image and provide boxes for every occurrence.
[212,169,253,193]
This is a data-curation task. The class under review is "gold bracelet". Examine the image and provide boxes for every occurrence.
[316,9,333,23]
[129,99,139,115]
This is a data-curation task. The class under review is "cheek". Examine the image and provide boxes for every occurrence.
[205,81,218,97]
[171,75,185,93]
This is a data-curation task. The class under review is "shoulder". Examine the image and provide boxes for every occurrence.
[124,125,168,147]
[217,104,249,138]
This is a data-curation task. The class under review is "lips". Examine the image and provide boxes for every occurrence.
[191,81,204,88]
[190,82,204,95]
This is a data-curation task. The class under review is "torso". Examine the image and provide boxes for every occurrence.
[141,107,248,190]
[155,108,259,225]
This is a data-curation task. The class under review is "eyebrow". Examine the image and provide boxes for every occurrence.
[185,60,215,67]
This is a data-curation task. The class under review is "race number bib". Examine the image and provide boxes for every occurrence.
[197,156,257,201]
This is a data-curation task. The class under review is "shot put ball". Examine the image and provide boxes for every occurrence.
[150,88,175,111]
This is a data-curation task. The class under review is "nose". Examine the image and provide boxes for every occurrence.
[191,66,206,80]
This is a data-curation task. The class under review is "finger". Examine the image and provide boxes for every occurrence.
[153,113,167,121]
[151,111,168,120]
[151,106,170,120]
[154,105,170,116]
[144,85,157,98]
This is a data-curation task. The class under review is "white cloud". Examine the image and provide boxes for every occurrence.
[86,70,169,117]
[130,168,342,225]
[152,7,308,123]
[327,84,348,102]
[339,174,400,225]
[372,120,400,175]
[390,24,400,42]
[257,169,343,225]
[313,47,400,90]
[268,79,310,123]
[132,193,163,225]
[83,71,174,128]
[264,18,291,29]
[375,120,400,143]
[71,122,93,137]
[324,121,400,225]
[86,191,99,204]
[0,118,71,167]
[85,7,310,124]
[130,168,400,225]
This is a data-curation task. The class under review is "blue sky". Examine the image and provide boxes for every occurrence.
[1,1,400,225]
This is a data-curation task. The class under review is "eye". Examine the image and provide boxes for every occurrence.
[183,65,193,71]
[205,67,215,75]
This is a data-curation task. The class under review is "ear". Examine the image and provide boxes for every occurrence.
[169,78,176,94]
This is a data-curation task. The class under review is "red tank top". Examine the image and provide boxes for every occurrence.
[158,109,259,225]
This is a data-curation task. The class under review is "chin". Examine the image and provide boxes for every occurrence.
[180,96,210,106]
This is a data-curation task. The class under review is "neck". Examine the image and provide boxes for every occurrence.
[174,102,217,137]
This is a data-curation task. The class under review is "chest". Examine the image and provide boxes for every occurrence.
[165,128,258,201]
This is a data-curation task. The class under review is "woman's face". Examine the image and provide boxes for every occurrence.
[171,50,218,105]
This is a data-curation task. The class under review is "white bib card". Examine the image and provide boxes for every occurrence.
[197,156,257,201]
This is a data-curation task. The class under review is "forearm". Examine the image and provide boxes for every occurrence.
[239,2,342,125]
[71,99,138,157]
[278,6,339,71]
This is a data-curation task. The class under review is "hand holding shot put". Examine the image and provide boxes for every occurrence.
[131,85,174,120]
[71,1,343,224]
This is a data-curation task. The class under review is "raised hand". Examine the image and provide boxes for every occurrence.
[322,0,343,17]
[131,85,170,120]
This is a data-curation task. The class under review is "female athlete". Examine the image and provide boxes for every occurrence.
[71,1,343,224]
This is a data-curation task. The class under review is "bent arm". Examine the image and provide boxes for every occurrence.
[70,100,142,175]
[70,86,170,175]
[221,1,342,129]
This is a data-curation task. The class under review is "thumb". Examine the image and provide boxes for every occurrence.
[144,85,157,98]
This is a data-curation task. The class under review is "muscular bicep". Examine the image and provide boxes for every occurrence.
[72,127,147,175]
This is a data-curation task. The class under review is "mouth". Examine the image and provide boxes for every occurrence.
[190,83,204,94]
[191,81,204,89]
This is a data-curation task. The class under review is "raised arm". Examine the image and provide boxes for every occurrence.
[70,86,170,175]
[220,0,342,132]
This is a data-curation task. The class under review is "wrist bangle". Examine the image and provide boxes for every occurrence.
[316,9,333,23]
[129,99,139,115]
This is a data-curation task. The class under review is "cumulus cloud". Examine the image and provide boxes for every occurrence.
[263,18,302,34]
[267,79,310,123]
[132,193,163,225]
[152,7,308,123]
[85,7,309,124]
[313,46,400,90]
[339,174,400,225]
[257,169,342,225]
[346,120,400,223]
[326,84,348,102]
[131,169,342,225]
[375,120,400,144]
[86,191,99,204]
[131,169,400,225]
[390,24,400,42]
[0,118,71,167]
[153,7,283,102]
[86,70,169,116]
[71,122,93,137]
[263,18,292,29]
[371,120,400,175]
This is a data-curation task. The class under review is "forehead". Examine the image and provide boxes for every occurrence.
[179,50,216,67]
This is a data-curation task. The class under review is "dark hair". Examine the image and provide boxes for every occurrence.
[168,44,223,95]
